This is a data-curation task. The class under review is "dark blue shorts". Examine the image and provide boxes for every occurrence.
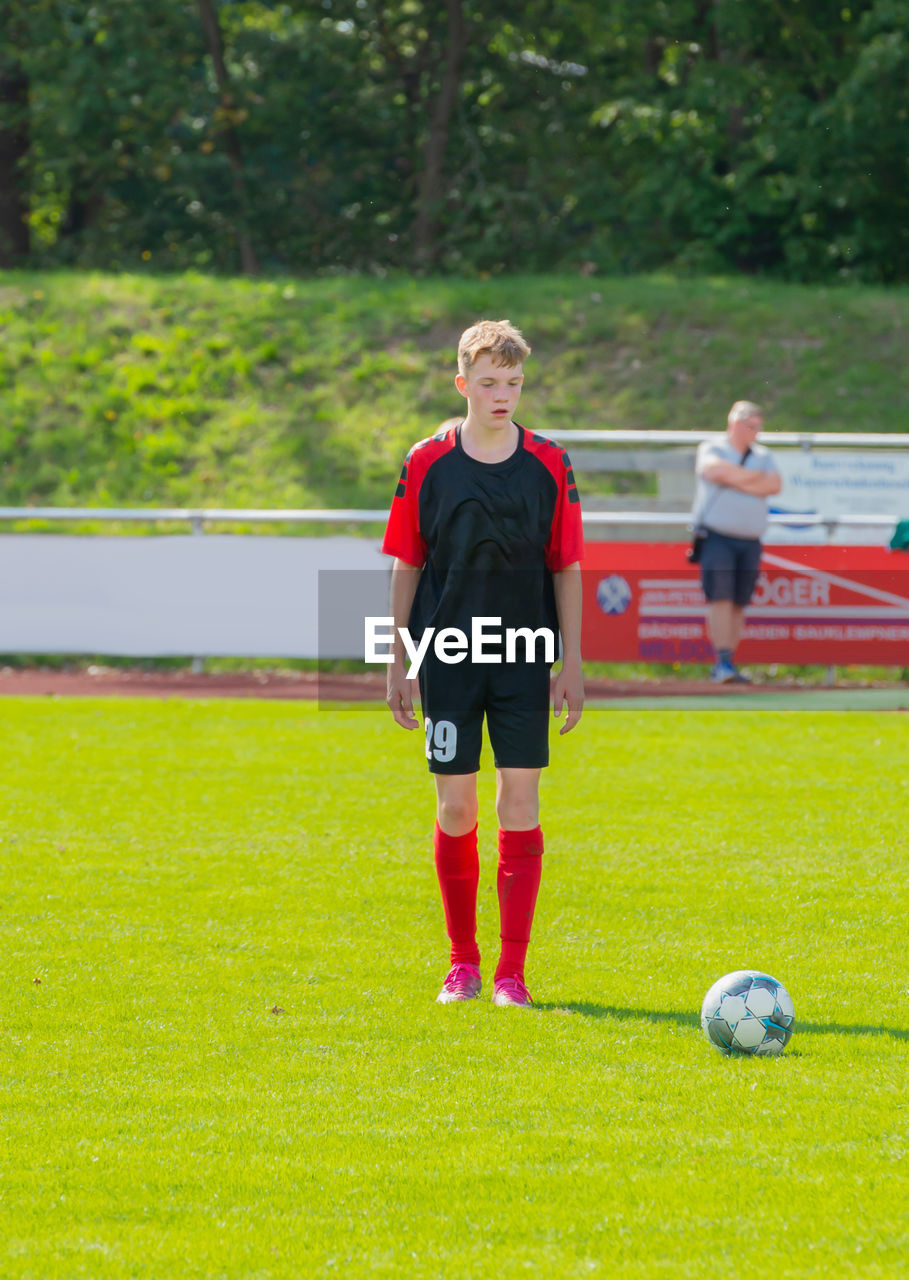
[700,530,762,606]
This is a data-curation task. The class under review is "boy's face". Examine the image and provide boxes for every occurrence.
[456,353,524,429]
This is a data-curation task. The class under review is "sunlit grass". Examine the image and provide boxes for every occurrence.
[1,699,906,1277]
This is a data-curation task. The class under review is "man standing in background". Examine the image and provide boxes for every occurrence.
[692,402,782,683]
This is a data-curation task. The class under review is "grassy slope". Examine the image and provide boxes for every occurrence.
[1,271,907,516]
[1,699,907,1278]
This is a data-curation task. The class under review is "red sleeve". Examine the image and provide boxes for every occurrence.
[545,448,584,571]
[381,447,426,567]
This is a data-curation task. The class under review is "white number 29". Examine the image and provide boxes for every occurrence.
[424,717,457,764]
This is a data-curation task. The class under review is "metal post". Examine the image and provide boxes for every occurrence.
[190,514,205,674]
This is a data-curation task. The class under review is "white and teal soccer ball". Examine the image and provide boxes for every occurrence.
[700,970,795,1056]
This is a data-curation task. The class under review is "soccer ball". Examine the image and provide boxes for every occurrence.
[700,970,795,1056]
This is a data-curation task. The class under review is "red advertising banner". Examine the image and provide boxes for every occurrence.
[581,543,909,665]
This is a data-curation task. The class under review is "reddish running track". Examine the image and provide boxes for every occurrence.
[0,667,829,701]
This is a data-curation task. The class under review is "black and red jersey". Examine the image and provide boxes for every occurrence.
[382,422,584,638]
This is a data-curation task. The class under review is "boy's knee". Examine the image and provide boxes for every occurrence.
[496,798,539,831]
[438,794,478,833]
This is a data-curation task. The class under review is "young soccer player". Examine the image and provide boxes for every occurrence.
[381,319,584,1008]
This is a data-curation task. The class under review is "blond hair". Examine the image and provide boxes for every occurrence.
[728,400,762,424]
[457,319,531,376]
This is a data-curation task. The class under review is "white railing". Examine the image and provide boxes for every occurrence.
[584,512,897,531]
[0,507,898,535]
[0,506,389,528]
[1,430,904,530]
[548,430,909,448]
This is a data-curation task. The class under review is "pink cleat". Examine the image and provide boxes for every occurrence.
[492,976,534,1008]
[436,962,482,1004]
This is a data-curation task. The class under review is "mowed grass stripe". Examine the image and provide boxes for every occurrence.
[1,700,906,1278]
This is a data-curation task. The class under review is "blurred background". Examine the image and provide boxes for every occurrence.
[1,2,906,678]
[2,0,907,280]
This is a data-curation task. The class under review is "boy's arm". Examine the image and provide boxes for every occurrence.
[552,562,584,735]
[386,558,421,729]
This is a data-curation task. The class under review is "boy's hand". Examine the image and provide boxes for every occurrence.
[387,667,420,729]
[552,663,584,735]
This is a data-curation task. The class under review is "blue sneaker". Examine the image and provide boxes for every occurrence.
[710,659,737,684]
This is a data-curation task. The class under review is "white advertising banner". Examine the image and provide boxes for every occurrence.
[770,450,909,545]
[0,535,388,657]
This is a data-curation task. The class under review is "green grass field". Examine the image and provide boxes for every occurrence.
[1,698,907,1278]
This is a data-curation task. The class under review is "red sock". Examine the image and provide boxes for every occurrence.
[433,823,481,967]
[494,827,543,984]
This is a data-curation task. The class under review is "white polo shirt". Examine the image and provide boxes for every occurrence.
[692,436,779,540]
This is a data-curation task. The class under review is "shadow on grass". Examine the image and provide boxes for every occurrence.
[536,1002,700,1030]
[536,1002,909,1040]
[798,1020,909,1041]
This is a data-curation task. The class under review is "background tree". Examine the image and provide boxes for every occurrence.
[0,0,904,281]
[0,0,33,263]
[196,0,259,274]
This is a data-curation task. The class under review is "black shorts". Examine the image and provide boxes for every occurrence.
[417,650,552,775]
[700,529,762,607]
